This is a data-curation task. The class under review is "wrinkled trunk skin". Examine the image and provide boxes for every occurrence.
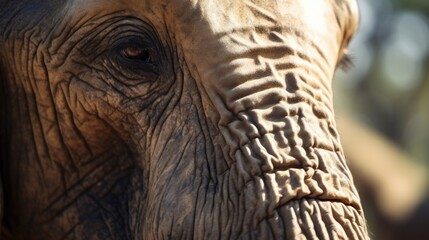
[0,0,368,239]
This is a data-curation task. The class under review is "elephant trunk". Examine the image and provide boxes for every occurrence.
[185,51,368,238]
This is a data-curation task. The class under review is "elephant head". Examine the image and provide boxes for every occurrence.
[0,0,368,239]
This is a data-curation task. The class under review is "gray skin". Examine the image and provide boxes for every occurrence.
[0,0,368,239]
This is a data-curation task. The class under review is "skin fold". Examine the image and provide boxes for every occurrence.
[0,0,368,239]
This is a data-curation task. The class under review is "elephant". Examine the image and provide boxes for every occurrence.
[0,0,369,239]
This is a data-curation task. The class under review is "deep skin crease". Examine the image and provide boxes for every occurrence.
[0,0,368,239]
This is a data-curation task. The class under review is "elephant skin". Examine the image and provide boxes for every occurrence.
[0,0,368,239]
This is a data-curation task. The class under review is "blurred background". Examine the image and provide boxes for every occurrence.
[333,0,429,239]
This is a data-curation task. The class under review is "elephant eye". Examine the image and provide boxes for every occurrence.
[110,40,160,79]
[120,46,152,63]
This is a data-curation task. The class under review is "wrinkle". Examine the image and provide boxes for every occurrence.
[39,152,132,223]
[279,199,367,240]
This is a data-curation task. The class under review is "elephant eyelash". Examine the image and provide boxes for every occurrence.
[337,53,354,71]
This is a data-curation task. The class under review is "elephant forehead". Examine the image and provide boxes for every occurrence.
[61,0,310,31]
[169,0,333,32]
[62,0,355,42]
[62,0,157,20]
[166,0,350,72]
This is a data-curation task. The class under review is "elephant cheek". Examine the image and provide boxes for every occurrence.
[135,97,215,239]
